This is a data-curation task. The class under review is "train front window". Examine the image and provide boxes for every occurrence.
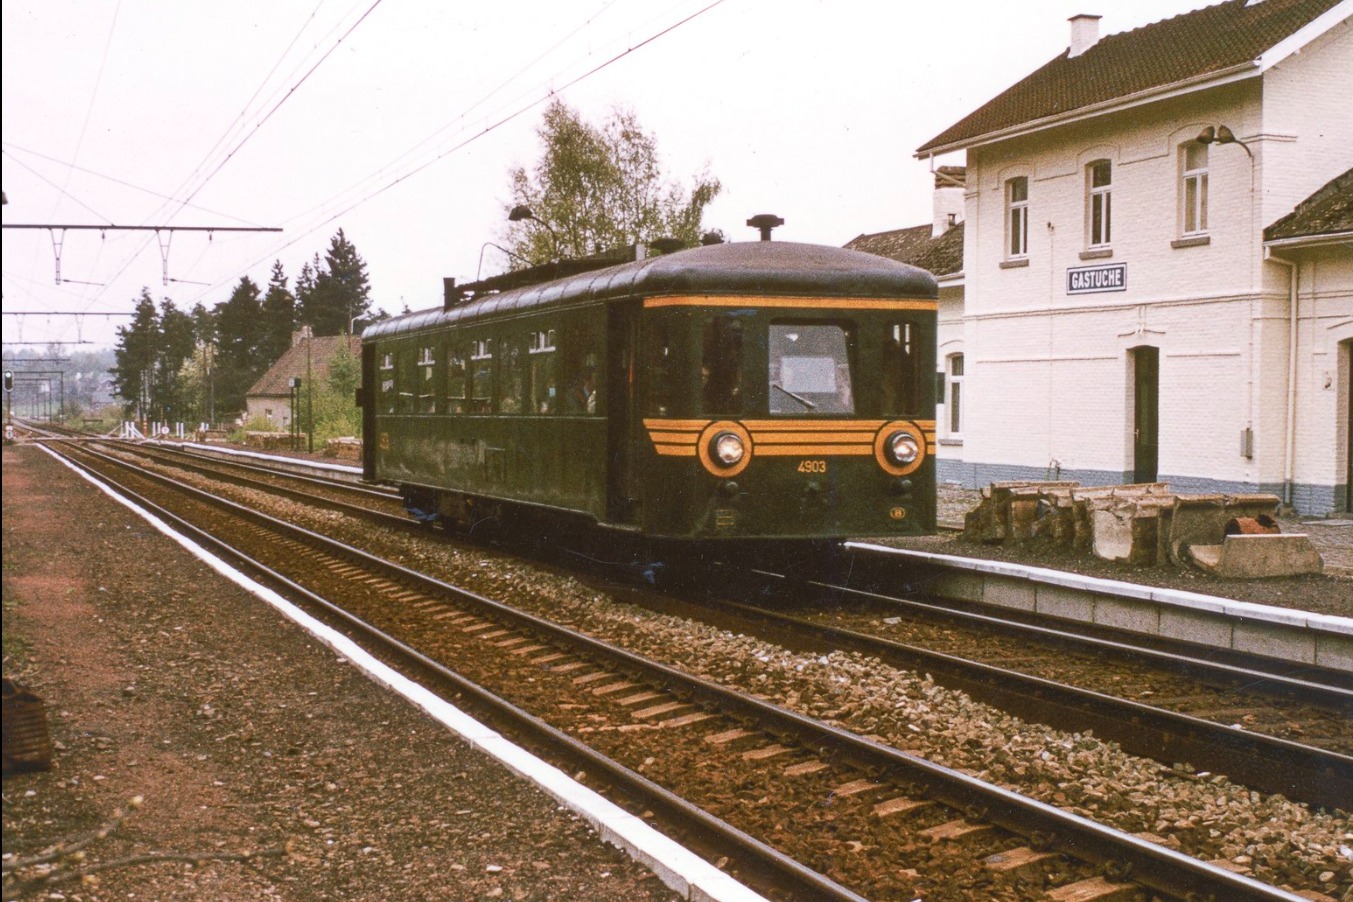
[768,324,853,415]
[702,314,745,415]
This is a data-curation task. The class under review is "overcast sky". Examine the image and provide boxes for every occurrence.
[2,0,1218,350]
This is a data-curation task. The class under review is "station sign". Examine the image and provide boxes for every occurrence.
[1067,263,1126,295]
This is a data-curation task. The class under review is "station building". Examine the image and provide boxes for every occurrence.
[857,0,1353,516]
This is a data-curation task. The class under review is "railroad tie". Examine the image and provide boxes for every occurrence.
[571,672,615,685]
[657,712,715,730]
[591,681,640,696]
[704,728,757,746]
[920,819,995,845]
[549,661,591,674]
[830,779,884,799]
[782,759,830,777]
[1043,875,1141,902]
[741,743,793,762]
[510,645,550,657]
[872,797,932,819]
[631,700,689,720]
[529,653,569,665]
[982,846,1056,878]
[614,691,665,707]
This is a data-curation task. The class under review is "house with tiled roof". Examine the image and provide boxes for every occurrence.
[901,0,1352,515]
[244,327,361,428]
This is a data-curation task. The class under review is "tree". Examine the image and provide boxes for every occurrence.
[298,231,371,336]
[155,299,196,423]
[213,276,265,416]
[111,290,160,419]
[504,99,721,265]
[259,260,297,365]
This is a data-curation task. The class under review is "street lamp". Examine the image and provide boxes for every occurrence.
[508,205,560,260]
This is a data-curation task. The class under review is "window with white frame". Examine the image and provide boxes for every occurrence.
[947,353,964,436]
[1181,142,1208,236]
[1006,177,1029,258]
[1087,160,1112,248]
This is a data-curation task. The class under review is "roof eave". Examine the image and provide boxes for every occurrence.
[1264,230,1353,249]
[915,61,1258,159]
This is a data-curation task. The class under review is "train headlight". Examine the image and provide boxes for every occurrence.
[711,431,745,468]
[885,431,920,467]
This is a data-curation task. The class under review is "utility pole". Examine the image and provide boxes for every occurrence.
[306,336,314,453]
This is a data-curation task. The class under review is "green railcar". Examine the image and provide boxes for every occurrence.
[361,240,937,545]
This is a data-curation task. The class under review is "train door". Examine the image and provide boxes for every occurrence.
[1131,346,1159,484]
[360,342,378,480]
[606,302,642,524]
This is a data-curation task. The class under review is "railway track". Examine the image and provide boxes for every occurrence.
[40,437,1339,900]
[83,438,1353,807]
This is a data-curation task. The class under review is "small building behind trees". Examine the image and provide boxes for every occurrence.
[244,328,361,430]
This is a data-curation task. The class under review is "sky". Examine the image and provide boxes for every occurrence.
[2,0,1222,351]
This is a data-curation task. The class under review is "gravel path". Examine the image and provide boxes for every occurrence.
[2,445,682,901]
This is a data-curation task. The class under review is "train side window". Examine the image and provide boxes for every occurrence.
[379,352,396,414]
[396,349,417,414]
[417,346,436,414]
[446,347,467,414]
[768,323,854,415]
[882,321,922,414]
[469,339,493,414]
[561,315,602,416]
[498,338,525,414]
[702,314,745,415]
[529,329,557,414]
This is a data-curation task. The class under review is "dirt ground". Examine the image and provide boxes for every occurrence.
[2,444,681,901]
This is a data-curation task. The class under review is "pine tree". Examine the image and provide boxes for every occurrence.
[155,299,196,423]
[259,260,297,365]
[213,276,265,416]
[299,231,371,336]
[111,289,160,419]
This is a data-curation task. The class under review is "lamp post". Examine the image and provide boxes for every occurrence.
[507,205,561,261]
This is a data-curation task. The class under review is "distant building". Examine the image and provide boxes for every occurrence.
[244,327,361,428]
[859,0,1351,515]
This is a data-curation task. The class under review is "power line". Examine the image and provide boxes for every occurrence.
[188,0,730,305]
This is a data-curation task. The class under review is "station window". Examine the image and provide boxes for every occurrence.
[768,323,853,415]
[947,353,965,436]
[1181,142,1208,236]
[446,347,467,414]
[882,321,923,415]
[1006,177,1029,258]
[469,339,493,414]
[528,329,557,414]
[1087,160,1112,249]
[417,346,436,413]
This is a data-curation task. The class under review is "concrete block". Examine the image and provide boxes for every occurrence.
[1233,621,1315,665]
[1094,596,1161,634]
[1159,606,1236,649]
[1314,634,1353,673]
[983,575,1037,610]
[1033,584,1099,623]
[1190,534,1323,579]
[933,571,985,603]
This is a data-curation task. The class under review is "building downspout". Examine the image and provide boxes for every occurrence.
[1265,247,1298,507]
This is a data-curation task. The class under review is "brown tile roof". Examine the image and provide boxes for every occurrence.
[1265,167,1353,241]
[845,222,965,277]
[918,0,1344,155]
[246,335,361,398]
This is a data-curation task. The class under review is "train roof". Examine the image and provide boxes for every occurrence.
[363,240,938,342]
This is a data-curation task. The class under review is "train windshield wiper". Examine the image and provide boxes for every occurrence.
[772,382,816,409]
